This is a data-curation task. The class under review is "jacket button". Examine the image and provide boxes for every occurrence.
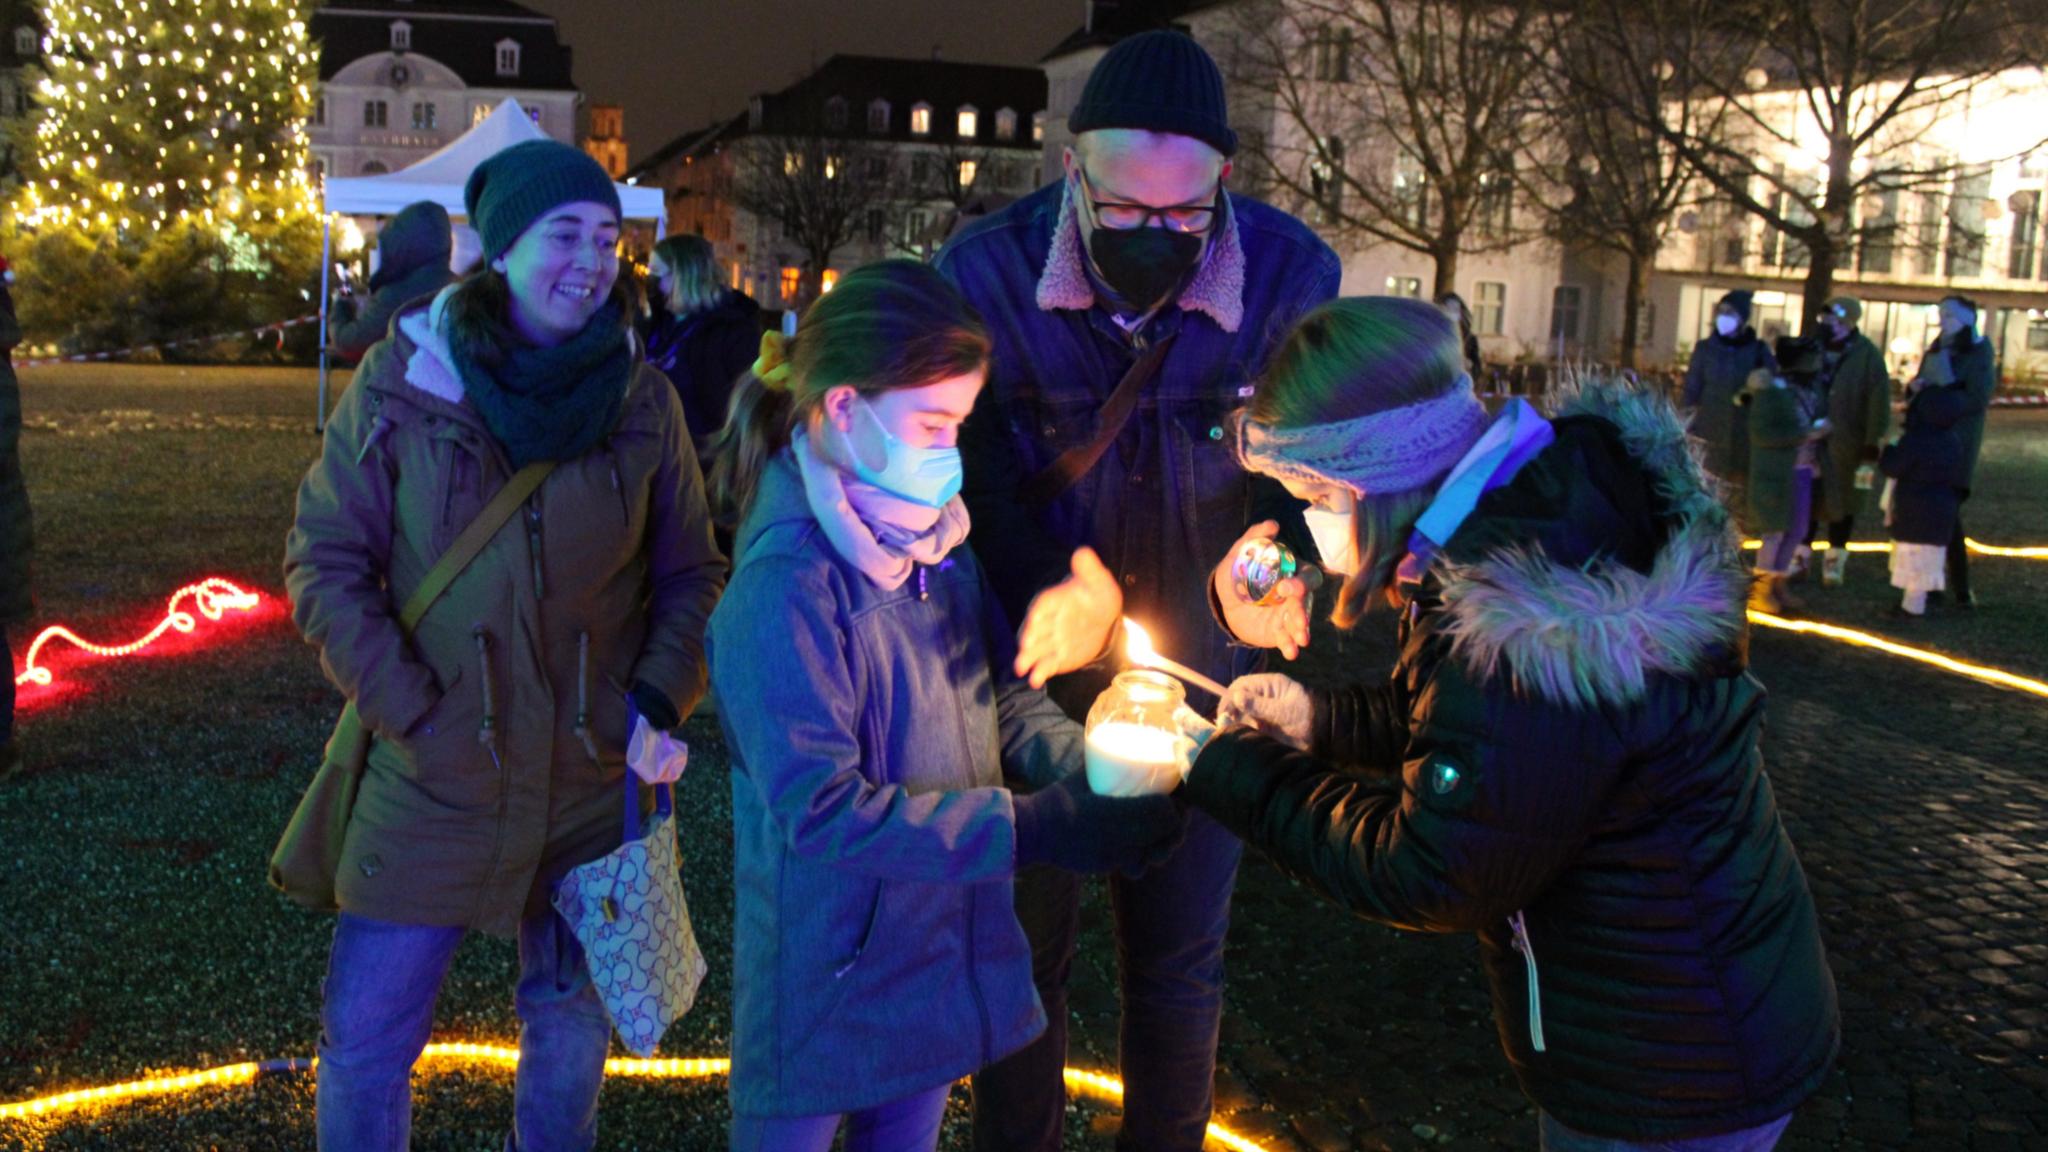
[1123,573,1138,588]
[359,854,384,878]
[1131,473,1145,485]
[1209,426,1224,441]
[1042,423,1057,437]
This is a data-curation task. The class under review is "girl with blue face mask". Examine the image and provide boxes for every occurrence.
[703,261,1184,1152]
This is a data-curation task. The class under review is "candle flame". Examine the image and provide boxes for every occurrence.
[1123,617,1157,666]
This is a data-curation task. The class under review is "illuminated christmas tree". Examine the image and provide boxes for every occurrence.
[7,0,322,354]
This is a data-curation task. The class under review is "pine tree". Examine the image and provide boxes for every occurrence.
[7,0,322,354]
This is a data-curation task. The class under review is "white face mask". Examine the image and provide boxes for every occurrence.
[1715,314,1740,337]
[1303,504,1359,576]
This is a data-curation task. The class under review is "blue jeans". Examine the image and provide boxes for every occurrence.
[730,1083,951,1152]
[1540,1111,1792,1151]
[971,806,1240,1152]
[316,910,612,1152]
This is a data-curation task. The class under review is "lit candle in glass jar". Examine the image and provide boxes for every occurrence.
[1083,668,1187,797]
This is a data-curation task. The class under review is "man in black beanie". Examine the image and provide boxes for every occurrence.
[1683,288,1778,501]
[936,28,1340,1152]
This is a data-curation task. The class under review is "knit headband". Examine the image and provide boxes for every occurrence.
[1237,373,1488,495]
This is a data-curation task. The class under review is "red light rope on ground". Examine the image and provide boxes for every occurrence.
[0,1047,1276,1150]
[12,579,261,688]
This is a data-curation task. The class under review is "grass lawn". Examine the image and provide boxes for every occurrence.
[3,365,2045,1150]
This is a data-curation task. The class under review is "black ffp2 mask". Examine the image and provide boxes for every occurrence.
[1086,224,1206,314]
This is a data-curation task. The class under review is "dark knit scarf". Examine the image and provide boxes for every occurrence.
[450,300,633,470]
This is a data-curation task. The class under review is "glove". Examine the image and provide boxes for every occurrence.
[629,680,681,731]
[1218,674,1313,751]
[1012,771,1185,877]
[1173,706,1217,784]
[626,714,689,785]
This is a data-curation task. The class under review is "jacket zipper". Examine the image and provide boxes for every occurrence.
[605,441,629,527]
[916,565,929,601]
[525,500,546,601]
[1509,911,1547,1053]
[572,630,600,763]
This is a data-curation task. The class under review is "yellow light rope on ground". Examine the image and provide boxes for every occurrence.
[1739,538,2048,558]
[1,1049,1278,1151]
[1748,610,2048,700]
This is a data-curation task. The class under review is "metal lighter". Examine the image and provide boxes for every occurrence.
[1230,538,1324,606]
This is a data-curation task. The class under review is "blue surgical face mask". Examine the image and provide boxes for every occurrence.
[845,395,963,508]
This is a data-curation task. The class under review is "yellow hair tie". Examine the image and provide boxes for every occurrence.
[752,330,793,390]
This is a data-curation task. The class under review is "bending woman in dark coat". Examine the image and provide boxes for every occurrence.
[328,200,457,363]
[1175,298,1839,1151]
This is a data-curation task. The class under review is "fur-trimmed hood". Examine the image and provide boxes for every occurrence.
[1034,184,1247,332]
[1431,376,1750,710]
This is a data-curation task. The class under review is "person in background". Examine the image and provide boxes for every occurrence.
[1437,291,1484,381]
[642,233,762,463]
[1682,290,1777,499]
[1812,297,1892,587]
[1909,295,1994,608]
[1740,338,1828,615]
[934,29,1341,1152]
[707,260,1183,1152]
[1879,374,1971,619]
[0,256,29,781]
[283,140,724,1152]
[1181,295,1839,1152]
[328,200,458,363]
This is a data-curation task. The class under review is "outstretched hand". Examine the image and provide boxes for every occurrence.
[1014,547,1122,689]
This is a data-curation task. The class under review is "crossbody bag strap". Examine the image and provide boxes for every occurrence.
[395,460,556,634]
[1020,332,1177,509]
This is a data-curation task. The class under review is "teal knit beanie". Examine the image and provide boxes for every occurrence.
[465,140,622,262]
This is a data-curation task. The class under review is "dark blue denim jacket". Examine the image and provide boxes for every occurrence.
[709,450,1082,1117]
[936,181,1341,718]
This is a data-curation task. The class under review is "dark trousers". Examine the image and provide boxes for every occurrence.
[1946,511,1972,602]
[1,627,14,747]
[1828,515,1855,550]
[971,807,1241,1152]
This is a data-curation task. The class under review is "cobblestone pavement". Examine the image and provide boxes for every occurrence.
[1059,612,2048,1151]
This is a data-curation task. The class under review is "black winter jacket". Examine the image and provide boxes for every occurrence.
[1186,381,1839,1141]
[643,289,761,459]
[1880,385,1971,547]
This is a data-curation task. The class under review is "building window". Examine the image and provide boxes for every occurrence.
[1477,168,1513,239]
[1945,165,1990,278]
[910,103,932,136]
[1032,111,1045,143]
[1393,158,1429,229]
[1474,282,1506,335]
[957,105,978,139]
[996,107,1017,140]
[1550,285,1584,342]
[390,21,410,51]
[496,39,521,78]
[1312,25,1352,82]
[2028,317,2048,351]
[2009,190,2040,280]
[821,269,840,294]
[362,160,389,175]
[1310,136,1344,220]
[864,154,890,181]
[13,26,34,56]
[1385,276,1421,298]
[1858,188,1898,275]
[311,157,326,181]
[363,100,387,128]
[313,96,325,126]
[867,99,891,134]
[1915,190,1945,276]
[780,266,801,303]
[960,159,978,188]
[824,96,847,131]
[867,207,887,242]
[410,102,436,130]
[911,153,935,185]
[903,208,932,248]
[471,103,493,127]
[11,83,24,116]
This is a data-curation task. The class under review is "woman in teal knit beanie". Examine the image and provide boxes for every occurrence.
[283,138,725,1151]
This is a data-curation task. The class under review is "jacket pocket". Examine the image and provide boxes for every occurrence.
[783,880,886,1059]
[379,665,497,815]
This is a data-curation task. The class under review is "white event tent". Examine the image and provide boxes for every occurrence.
[315,98,666,426]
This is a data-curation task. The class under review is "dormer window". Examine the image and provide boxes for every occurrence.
[390,21,410,51]
[867,98,890,134]
[495,38,521,78]
[1031,111,1046,143]
[910,102,932,136]
[957,105,978,139]
[824,96,847,131]
[995,108,1017,140]
[13,26,35,56]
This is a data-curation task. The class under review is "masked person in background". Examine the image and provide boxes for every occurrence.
[1909,295,1995,608]
[1177,296,1839,1152]
[933,29,1340,1152]
[1682,290,1778,503]
[1811,297,1892,588]
[706,260,1183,1152]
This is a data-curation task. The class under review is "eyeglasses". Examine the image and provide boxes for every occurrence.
[1078,169,1220,234]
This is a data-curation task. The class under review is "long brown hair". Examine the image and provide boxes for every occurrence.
[1247,297,1466,628]
[651,234,726,317]
[706,259,990,526]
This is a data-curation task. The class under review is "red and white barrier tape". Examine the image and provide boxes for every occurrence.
[15,314,320,368]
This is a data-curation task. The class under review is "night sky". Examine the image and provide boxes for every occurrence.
[520,0,1087,163]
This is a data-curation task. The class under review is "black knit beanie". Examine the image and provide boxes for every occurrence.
[1069,30,1237,157]
[1718,289,1755,323]
[465,140,622,262]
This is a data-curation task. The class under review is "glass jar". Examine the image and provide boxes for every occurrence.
[1083,670,1187,797]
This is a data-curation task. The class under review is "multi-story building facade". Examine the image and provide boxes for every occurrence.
[628,55,1047,310]
[582,103,629,180]
[1046,0,2048,380]
[307,0,579,182]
